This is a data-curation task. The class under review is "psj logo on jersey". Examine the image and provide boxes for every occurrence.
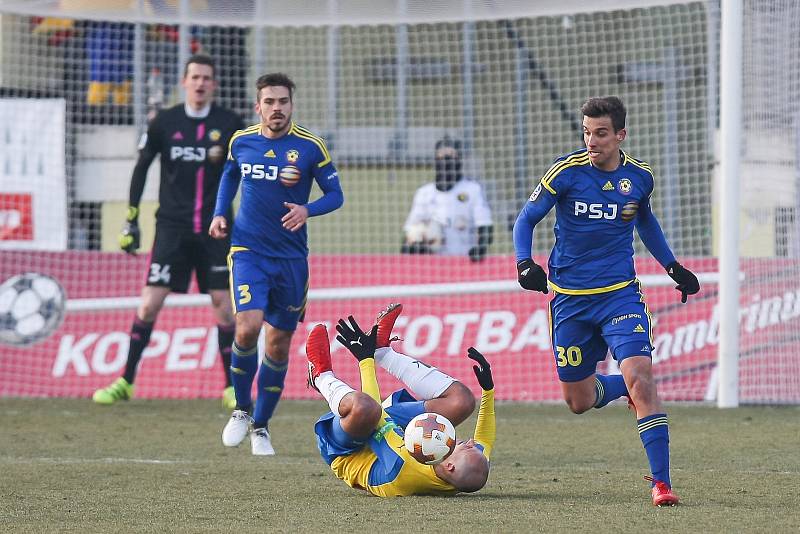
[241,163,279,180]
[574,201,618,220]
[171,146,207,161]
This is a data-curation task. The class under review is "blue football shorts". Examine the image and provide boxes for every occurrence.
[314,389,424,465]
[549,280,654,382]
[227,248,308,331]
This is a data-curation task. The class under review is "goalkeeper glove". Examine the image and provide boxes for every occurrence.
[517,258,549,293]
[335,315,378,362]
[467,347,493,390]
[666,261,700,303]
[119,206,140,254]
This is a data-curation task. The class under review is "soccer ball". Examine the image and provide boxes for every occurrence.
[0,272,66,347]
[404,412,456,465]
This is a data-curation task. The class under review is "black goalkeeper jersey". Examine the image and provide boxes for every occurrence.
[129,103,245,232]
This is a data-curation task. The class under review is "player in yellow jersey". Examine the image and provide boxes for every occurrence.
[306,304,496,497]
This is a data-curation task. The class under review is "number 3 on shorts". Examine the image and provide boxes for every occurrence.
[556,345,583,367]
[237,284,251,305]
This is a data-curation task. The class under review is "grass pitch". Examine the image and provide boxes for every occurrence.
[1,399,798,533]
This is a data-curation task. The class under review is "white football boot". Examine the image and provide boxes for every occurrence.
[222,409,252,447]
[250,427,275,456]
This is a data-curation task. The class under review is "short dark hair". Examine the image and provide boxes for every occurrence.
[184,54,216,78]
[255,72,296,100]
[581,96,626,132]
[435,136,462,157]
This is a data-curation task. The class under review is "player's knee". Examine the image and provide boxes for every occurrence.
[349,393,381,427]
[445,382,476,424]
[564,395,593,414]
[234,328,259,348]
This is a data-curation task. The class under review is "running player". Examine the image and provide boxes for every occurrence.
[513,96,699,506]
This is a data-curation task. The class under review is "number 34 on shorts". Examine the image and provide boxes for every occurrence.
[555,345,583,367]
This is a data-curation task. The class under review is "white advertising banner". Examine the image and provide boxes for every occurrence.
[0,98,67,250]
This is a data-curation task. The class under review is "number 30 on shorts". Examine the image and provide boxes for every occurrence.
[556,345,583,367]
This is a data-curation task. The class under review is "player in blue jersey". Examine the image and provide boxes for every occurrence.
[210,73,344,455]
[306,303,495,497]
[513,96,699,506]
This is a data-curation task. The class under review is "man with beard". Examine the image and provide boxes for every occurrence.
[402,137,493,261]
[210,72,344,456]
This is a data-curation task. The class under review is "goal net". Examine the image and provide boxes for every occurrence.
[0,0,797,404]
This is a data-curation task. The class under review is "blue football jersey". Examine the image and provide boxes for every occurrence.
[520,148,658,294]
[216,122,342,258]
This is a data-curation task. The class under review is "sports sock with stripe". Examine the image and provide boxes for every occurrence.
[253,355,288,428]
[230,342,258,410]
[593,374,628,408]
[638,413,671,486]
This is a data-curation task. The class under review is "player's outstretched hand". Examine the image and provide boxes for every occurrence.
[336,315,378,362]
[666,261,700,303]
[208,216,229,239]
[517,259,549,293]
[467,347,494,391]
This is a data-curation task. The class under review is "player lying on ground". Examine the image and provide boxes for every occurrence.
[306,303,495,497]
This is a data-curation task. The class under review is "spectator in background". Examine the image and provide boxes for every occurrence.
[402,137,493,261]
[85,21,134,106]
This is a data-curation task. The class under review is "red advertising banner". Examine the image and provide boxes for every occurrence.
[0,193,33,241]
[1,252,799,403]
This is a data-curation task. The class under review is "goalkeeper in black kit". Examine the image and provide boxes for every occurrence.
[93,54,245,408]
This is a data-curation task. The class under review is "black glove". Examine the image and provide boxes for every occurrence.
[119,206,141,254]
[468,225,493,262]
[517,258,549,293]
[467,347,493,390]
[666,261,700,303]
[335,315,378,362]
[468,246,486,262]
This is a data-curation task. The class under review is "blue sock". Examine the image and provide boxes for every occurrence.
[253,355,288,428]
[230,342,258,410]
[638,413,671,486]
[593,374,629,408]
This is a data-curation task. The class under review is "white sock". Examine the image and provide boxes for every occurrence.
[314,371,354,416]
[374,346,455,400]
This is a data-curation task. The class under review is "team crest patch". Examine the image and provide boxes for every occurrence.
[458,193,469,202]
[530,183,543,201]
[286,149,299,163]
[208,129,222,142]
[617,178,632,195]
[621,200,639,222]
[279,165,301,187]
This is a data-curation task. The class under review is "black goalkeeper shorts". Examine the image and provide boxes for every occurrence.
[145,226,230,293]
